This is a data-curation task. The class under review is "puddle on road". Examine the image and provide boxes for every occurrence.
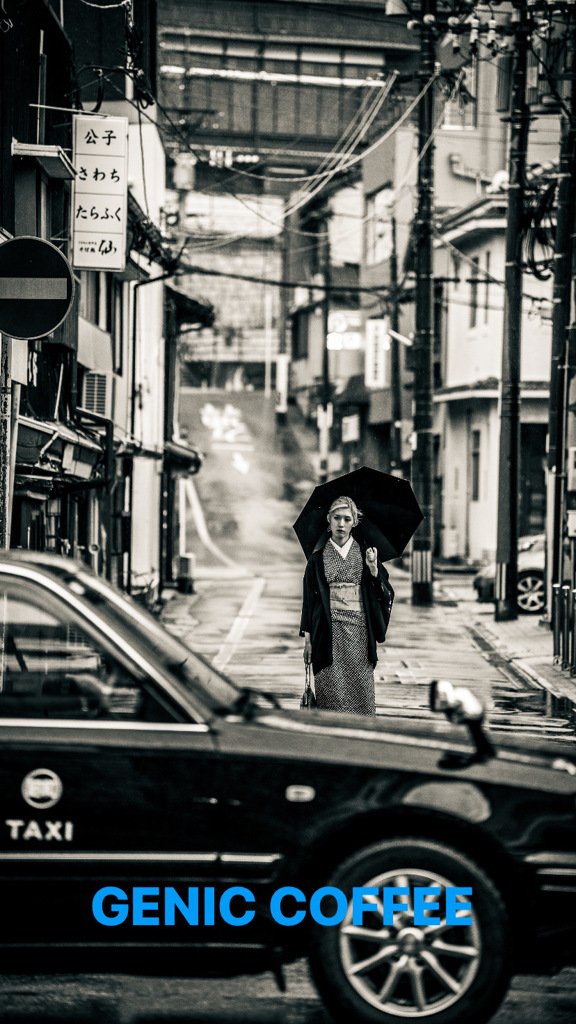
[488,682,575,740]
[492,687,547,714]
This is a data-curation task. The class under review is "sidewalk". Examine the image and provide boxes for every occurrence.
[441,574,576,721]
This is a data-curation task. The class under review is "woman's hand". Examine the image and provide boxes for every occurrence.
[365,546,379,577]
[303,635,312,664]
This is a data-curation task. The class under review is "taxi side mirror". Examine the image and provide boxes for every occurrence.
[430,680,495,767]
[430,679,485,724]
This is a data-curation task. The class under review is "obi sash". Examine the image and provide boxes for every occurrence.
[329,582,362,613]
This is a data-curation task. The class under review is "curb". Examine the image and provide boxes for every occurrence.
[462,609,576,729]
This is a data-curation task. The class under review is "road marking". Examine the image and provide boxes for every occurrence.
[232,451,251,474]
[213,576,266,671]
[0,278,68,299]
[184,478,250,573]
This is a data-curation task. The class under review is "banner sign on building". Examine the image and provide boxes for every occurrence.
[364,318,390,388]
[72,115,129,271]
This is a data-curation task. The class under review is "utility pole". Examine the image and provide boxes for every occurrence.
[411,0,435,606]
[390,216,403,473]
[547,25,576,612]
[318,227,332,484]
[494,4,531,621]
[275,204,290,426]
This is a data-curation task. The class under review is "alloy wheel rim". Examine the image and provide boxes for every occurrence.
[339,867,481,1018]
[517,574,545,613]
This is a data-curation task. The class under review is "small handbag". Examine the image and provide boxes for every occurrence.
[300,663,317,710]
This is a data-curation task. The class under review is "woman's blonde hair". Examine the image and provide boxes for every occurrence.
[327,495,362,527]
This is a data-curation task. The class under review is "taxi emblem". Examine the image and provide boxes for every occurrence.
[21,769,63,810]
[285,785,315,803]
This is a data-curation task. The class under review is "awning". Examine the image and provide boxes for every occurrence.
[11,141,75,179]
[164,440,203,475]
[334,374,371,408]
[166,285,214,328]
[16,416,104,483]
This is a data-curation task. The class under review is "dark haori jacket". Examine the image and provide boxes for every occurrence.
[299,540,395,675]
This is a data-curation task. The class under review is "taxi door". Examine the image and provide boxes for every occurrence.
[0,573,223,957]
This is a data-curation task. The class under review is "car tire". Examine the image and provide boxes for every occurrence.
[517,571,545,615]
[308,838,511,1024]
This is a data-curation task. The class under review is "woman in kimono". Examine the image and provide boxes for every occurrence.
[300,496,394,716]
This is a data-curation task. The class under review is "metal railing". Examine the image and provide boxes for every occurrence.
[552,582,576,676]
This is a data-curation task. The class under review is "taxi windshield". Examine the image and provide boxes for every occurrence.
[72,570,241,712]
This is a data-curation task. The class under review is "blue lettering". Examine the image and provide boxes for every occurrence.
[133,886,159,926]
[204,886,215,926]
[270,886,306,926]
[219,887,255,926]
[310,886,348,925]
[383,887,410,926]
[164,887,199,926]
[352,887,380,926]
[92,886,129,926]
[446,887,472,925]
[413,887,441,926]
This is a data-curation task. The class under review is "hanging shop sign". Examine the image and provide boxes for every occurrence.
[364,318,390,389]
[327,310,363,351]
[72,115,129,271]
[342,413,360,444]
[0,236,74,340]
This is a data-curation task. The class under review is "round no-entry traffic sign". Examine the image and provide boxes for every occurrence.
[0,235,75,340]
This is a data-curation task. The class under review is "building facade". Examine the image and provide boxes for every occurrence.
[436,194,552,562]
[0,0,211,598]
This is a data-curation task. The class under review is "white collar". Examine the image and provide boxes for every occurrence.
[329,535,354,559]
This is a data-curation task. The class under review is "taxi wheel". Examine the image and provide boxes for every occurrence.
[308,838,511,1024]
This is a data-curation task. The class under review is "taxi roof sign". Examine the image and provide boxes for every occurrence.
[0,236,75,340]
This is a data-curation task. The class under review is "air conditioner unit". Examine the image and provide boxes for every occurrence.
[81,371,115,419]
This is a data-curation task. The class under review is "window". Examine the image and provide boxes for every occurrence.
[366,188,393,266]
[0,582,174,722]
[484,251,491,324]
[79,272,112,331]
[292,309,309,360]
[471,429,481,502]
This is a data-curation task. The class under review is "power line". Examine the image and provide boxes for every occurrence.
[172,262,393,298]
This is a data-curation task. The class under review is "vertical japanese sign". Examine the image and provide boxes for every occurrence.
[72,115,128,271]
[364,318,390,389]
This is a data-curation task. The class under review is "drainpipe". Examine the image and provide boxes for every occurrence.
[68,347,115,578]
[75,406,114,579]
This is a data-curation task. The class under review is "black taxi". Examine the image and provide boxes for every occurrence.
[1,551,575,1024]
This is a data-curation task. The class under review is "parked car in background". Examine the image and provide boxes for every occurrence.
[1,552,576,1024]
[473,534,545,614]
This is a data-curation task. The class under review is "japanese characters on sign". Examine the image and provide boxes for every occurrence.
[364,318,390,389]
[72,115,128,271]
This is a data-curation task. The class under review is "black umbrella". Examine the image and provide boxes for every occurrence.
[293,466,423,562]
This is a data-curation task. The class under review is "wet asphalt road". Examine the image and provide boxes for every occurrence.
[169,388,574,741]
[1,961,576,1023]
